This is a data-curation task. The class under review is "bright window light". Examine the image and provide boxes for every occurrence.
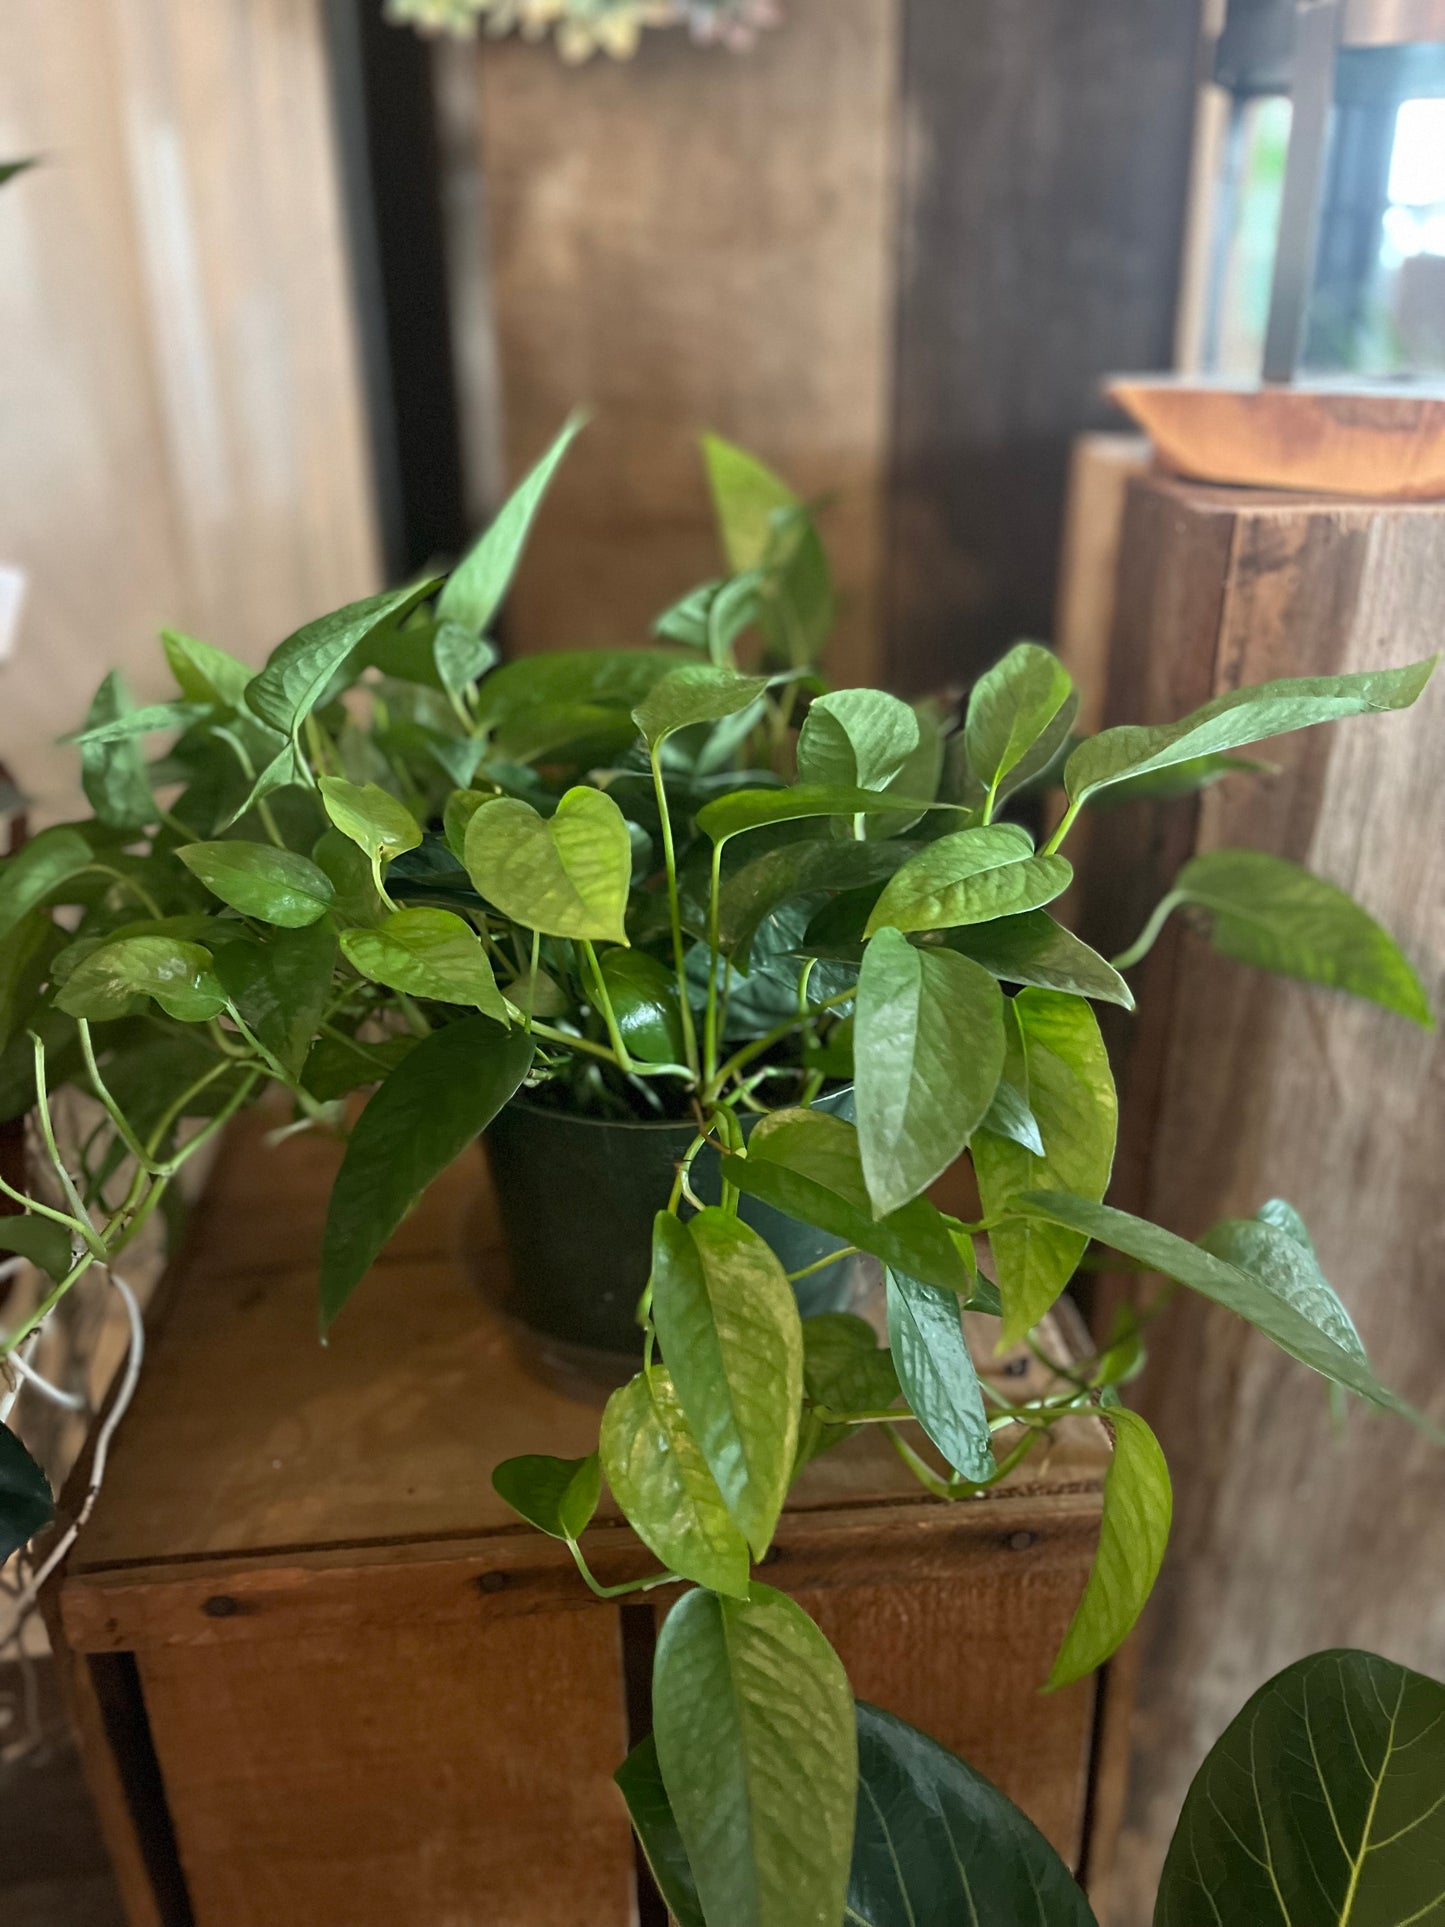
[1388,98,1445,208]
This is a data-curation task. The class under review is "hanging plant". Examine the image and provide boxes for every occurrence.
[383,0,783,61]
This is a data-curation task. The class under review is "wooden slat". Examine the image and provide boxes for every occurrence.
[466,0,900,687]
[137,1610,633,1927]
[1079,477,1445,1924]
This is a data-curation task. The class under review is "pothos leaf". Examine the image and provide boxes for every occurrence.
[0,1422,54,1563]
[491,1452,600,1541]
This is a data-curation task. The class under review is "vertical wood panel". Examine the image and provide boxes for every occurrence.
[470,0,900,686]
[888,0,1201,693]
[0,0,378,818]
[1082,480,1445,1924]
[139,1612,635,1927]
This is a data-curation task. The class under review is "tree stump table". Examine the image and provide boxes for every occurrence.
[48,1112,1110,1927]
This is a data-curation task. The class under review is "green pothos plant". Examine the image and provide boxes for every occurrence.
[0,418,1437,1921]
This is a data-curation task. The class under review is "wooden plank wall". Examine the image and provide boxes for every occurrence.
[0,0,378,821]
[1081,478,1445,1925]
[887,0,1202,694]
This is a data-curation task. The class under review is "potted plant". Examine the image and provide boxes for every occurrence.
[0,419,1437,1921]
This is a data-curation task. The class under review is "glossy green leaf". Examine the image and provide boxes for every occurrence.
[722,1109,976,1297]
[803,1314,901,1417]
[56,935,226,1024]
[974,990,1117,1345]
[0,1421,53,1564]
[599,1367,750,1598]
[318,777,423,871]
[598,948,683,1063]
[472,649,682,750]
[717,838,912,967]
[319,1016,533,1328]
[633,665,771,750]
[0,827,94,944]
[855,929,1005,1216]
[1065,657,1436,807]
[341,908,507,1020]
[614,1736,707,1927]
[965,643,1074,795]
[1047,1406,1170,1688]
[1087,751,1272,808]
[866,825,1071,937]
[312,828,387,929]
[1016,1192,1431,1429]
[213,924,337,1078]
[948,909,1135,1010]
[162,628,255,708]
[176,841,335,927]
[649,1209,802,1559]
[219,738,309,832]
[245,578,437,741]
[300,1030,416,1103]
[797,690,920,792]
[464,785,631,943]
[79,671,153,829]
[1201,1203,1365,1363]
[491,1452,600,1541]
[698,784,937,845]
[1162,848,1430,1025]
[1156,1648,1445,1927]
[436,413,583,637]
[652,1582,856,1927]
[886,1269,993,1481]
[980,1042,1045,1157]
[0,1212,75,1282]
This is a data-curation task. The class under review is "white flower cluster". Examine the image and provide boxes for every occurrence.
[384,0,782,61]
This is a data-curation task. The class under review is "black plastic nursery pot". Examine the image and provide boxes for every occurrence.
[480,1085,862,1389]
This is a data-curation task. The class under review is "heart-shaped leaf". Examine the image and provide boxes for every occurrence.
[597,949,683,1064]
[491,1452,600,1541]
[855,929,1006,1215]
[0,1421,54,1564]
[649,1210,802,1559]
[633,665,772,751]
[866,825,1072,936]
[886,1269,994,1482]
[965,643,1075,797]
[1065,656,1436,807]
[0,827,95,944]
[974,990,1117,1345]
[1047,1404,1171,1688]
[948,910,1134,1010]
[214,924,337,1077]
[245,578,437,742]
[600,1368,751,1599]
[652,1583,856,1927]
[1156,1649,1445,1927]
[176,841,335,928]
[721,1109,977,1298]
[340,908,507,1020]
[464,785,631,943]
[436,413,583,640]
[318,778,423,870]
[56,935,226,1024]
[319,1016,533,1328]
[797,690,920,792]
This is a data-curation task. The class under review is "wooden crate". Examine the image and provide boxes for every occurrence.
[51,1115,1109,1927]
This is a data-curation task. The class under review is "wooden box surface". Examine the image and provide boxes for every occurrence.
[53,1114,1109,1927]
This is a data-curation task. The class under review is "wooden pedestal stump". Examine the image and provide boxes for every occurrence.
[49,1115,1109,1927]
[1078,475,1445,1925]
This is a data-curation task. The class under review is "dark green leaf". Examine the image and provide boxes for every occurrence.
[436,414,583,637]
[318,777,423,870]
[214,923,337,1077]
[866,825,1071,937]
[341,908,507,1019]
[0,1422,53,1564]
[633,665,772,751]
[599,1368,750,1598]
[1155,1649,1445,1927]
[176,841,334,928]
[980,1013,1045,1158]
[473,649,682,752]
[464,786,631,943]
[300,1030,416,1103]
[974,991,1117,1345]
[948,910,1135,1010]
[218,738,309,832]
[1047,1407,1170,1688]
[698,784,939,845]
[649,1210,802,1559]
[855,930,1005,1215]
[491,1452,600,1540]
[245,579,437,741]
[717,839,912,968]
[722,1109,976,1297]
[56,935,226,1024]
[1065,657,1436,807]
[0,1213,75,1282]
[850,1700,1098,1926]
[0,911,64,1056]
[964,643,1074,796]
[0,827,95,945]
[886,1269,993,1482]
[313,828,387,929]
[79,672,153,829]
[319,1017,533,1327]
[797,690,919,792]
[614,1736,706,1927]
[652,1583,856,1927]
[598,949,683,1063]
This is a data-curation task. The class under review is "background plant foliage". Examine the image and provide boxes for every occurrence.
[384,0,782,61]
[0,419,1436,1922]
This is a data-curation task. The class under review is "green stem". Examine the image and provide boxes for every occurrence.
[787,1246,858,1284]
[703,838,724,1087]
[3,1251,98,1356]
[650,751,700,1079]
[581,941,635,1072]
[705,988,856,1104]
[28,1033,98,1236]
[980,777,1001,827]
[1111,890,1185,971]
[1041,797,1083,857]
[82,864,163,921]
[566,1538,674,1601]
[77,1021,163,1175]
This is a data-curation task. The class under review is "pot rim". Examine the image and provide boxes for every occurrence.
[494,1081,854,1134]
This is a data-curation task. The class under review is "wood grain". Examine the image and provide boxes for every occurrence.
[0,0,378,821]
[465,0,900,686]
[1078,477,1445,1925]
